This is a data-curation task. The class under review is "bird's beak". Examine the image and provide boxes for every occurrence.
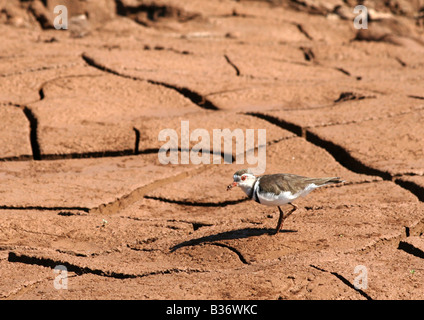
[227,181,238,191]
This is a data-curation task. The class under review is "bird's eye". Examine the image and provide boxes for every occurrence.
[241,175,246,181]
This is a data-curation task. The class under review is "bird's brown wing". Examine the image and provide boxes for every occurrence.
[258,174,342,195]
[258,174,310,195]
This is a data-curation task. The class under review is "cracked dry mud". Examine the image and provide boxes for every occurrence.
[1,0,424,300]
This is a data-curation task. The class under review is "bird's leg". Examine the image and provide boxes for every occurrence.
[275,206,285,235]
[283,203,298,221]
[274,203,298,235]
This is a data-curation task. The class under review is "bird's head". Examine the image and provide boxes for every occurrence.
[227,169,256,191]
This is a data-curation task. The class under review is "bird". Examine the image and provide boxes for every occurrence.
[227,169,344,235]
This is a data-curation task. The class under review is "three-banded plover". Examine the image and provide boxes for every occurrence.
[227,169,344,234]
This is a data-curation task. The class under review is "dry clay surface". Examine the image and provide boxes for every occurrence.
[1,0,424,300]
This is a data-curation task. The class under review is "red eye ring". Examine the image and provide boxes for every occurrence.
[241,175,246,181]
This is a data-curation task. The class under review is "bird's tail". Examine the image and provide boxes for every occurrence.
[307,177,345,187]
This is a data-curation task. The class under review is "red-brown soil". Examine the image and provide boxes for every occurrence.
[1,0,424,300]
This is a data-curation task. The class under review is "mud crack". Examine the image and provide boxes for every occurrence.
[165,219,213,231]
[334,92,372,103]
[82,53,219,111]
[1,103,41,161]
[304,130,392,180]
[299,46,315,61]
[334,67,362,80]
[115,0,201,25]
[310,264,372,300]
[0,205,90,212]
[8,251,206,279]
[408,95,424,100]
[294,23,313,40]
[394,178,424,202]
[90,165,210,215]
[246,112,423,202]
[398,240,424,259]
[395,57,407,67]
[224,54,241,76]
[0,62,82,78]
